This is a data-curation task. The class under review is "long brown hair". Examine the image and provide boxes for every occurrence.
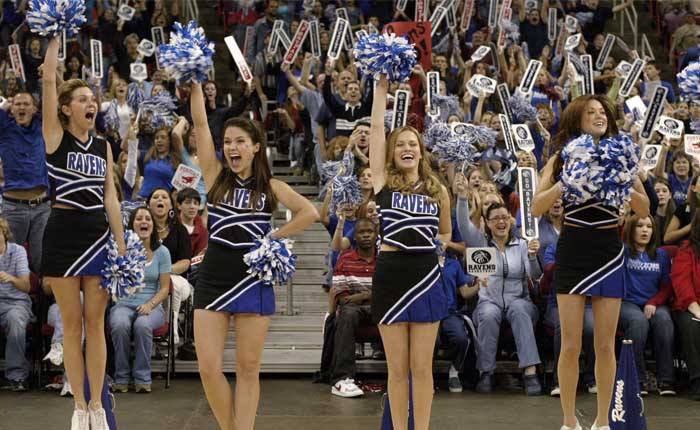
[144,126,182,170]
[208,117,277,211]
[687,208,700,260]
[623,214,658,260]
[549,95,619,184]
[57,79,91,127]
[385,126,443,205]
[654,177,676,238]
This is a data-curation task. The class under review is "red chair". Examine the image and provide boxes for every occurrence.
[152,280,174,388]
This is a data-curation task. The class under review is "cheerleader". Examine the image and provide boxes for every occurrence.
[41,36,126,430]
[190,83,318,430]
[532,95,650,430]
[370,76,452,430]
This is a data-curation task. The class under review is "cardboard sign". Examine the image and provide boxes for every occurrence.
[391,90,410,130]
[309,19,322,58]
[497,25,507,49]
[640,144,662,171]
[57,30,66,62]
[335,8,354,50]
[171,164,202,191]
[224,36,253,84]
[284,20,310,65]
[268,20,285,54]
[90,40,103,79]
[547,8,557,42]
[8,44,25,82]
[466,74,497,97]
[462,0,475,29]
[397,0,408,11]
[580,54,594,96]
[640,86,668,140]
[512,124,535,152]
[525,0,538,9]
[130,63,148,82]
[616,60,633,77]
[243,26,255,58]
[451,122,472,136]
[151,26,165,47]
[117,4,135,21]
[429,5,448,36]
[499,0,513,24]
[427,71,440,117]
[415,0,428,21]
[445,1,457,29]
[383,21,433,71]
[565,15,578,33]
[685,135,700,161]
[595,33,615,70]
[328,18,349,60]
[555,26,568,57]
[466,247,498,278]
[519,60,542,95]
[276,28,292,51]
[619,58,645,98]
[497,83,513,123]
[655,115,684,139]
[137,39,156,57]
[565,33,582,51]
[517,167,539,240]
[355,29,369,41]
[488,0,499,29]
[471,45,491,62]
[500,114,515,152]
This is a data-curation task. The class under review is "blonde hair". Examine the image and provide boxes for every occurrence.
[385,126,443,205]
[0,218,13,243]
[57,79,91,127]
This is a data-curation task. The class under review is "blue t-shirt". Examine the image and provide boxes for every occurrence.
[138,153,176,198]
[0,110,49,191]
[118,246,172,307]
[668,172,690,206]
[624,247,671,307]
[439,257,472,312]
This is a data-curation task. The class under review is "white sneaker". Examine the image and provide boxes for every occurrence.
[331,378,364,398]
[550,385,560,396]
[587,384,598,394]
[70,409,89,430]
[44,343,64,366]
[89,407,109,430]
[60,380,73,397]
[560,419,582,430]
[591,421,610,430]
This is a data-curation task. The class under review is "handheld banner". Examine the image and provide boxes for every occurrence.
[276,28,292,52]
[655,116,684,139]
[609,341,647,430]
[565,33,582,51]
[499,0,513,24]
[640,86,668,140]
[384,21,433,71]
[519,60,543,95]
[500,114,515,153]
[391,90,410,130]
[466,248,498,278]
[512,124,535,152]
[283,19,310,65]
[336,8,355,50]
[445,1,457,29]
[466,74,497,97]
[452,122,472,136]
[117,4,135,21]
[497,25,507,49]
[415,0,428,21]
[171,164,202,191]
[427,71,440,117]
[8,44,25,82]
[268,20,285,54]
[355,29,369,41]
[225,36,254,84]
[90,40,103,79]
[309,19,322,58]
[429,5,448,37]
[564,15,578,33]
[555,27,568,57]
[619,58,645,98]
[595,33,615,70]
[685,135,700,161]
[328,18,349,60]
[397,0,408,11]
[462,0,474,30]
[243,26,255,58]
[152,26,165,47]
[616,60,633,77]
[488,0,498,29]
[497,83,513,123]
[517,167,539,240]
[130,63,148,82]
[471,45,491,62]
[547,8,557,42]
[581,54,594,95]
[640,144,662,171]
[58,30,66,62]
[137,39,156,57]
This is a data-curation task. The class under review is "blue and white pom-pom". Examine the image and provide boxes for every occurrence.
[597,134,640,207]
[560,134,605,206]
[243,233,297,286]
[127,82,144,113]
[432,134,478,166]
[422,121,452,150]
[141,92,177,129]
[353,33,417,83]
[321,151,355,182]
[101,230,147,301]
[469,124,498,149]
[158,21,214,82]
[509,93,538,123]
[678,61,700,101]
[431,94,461,119]
[330,174,364,213]
[27,0,86,37]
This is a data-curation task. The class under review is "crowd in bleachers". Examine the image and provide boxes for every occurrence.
[1,0,700,409]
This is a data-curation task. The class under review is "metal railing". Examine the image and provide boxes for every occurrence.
[615,0,639,51]
[182,0,200,22]
[641,34,655,61]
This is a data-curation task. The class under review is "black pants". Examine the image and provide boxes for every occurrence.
[330,303,373,385]
[673,310,700,382]
[437,313,471,371]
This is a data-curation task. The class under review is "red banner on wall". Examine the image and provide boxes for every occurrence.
[383,21,433,71]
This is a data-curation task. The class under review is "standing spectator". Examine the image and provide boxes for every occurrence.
[0,92,50,273]
[171,117,207,205]
[22,37,44,95]
[0,217,31,391]
[322,61,373,136]
[577,0,634,42]
[247,0,279,64]
[137,124,182,199]
[641,62,676,104]
[101,78,132,141]
[518,0,550,60]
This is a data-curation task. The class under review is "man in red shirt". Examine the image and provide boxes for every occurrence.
[176,188,208,257]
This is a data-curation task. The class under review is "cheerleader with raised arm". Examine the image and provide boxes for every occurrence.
[532,95,650,430]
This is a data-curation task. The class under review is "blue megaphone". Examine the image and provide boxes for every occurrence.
[609,340,646,430]
[381,373,415,430]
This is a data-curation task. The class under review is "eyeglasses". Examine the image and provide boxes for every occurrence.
[488,215,510,223]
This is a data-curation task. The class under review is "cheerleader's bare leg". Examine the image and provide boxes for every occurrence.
[591,296,622,428]
[379,323,410,430]
[233,314,270,430]
[409,322,440,430]
[82,276,109,410]
[557,294,587,429]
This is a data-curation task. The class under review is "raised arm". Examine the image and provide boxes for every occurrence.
[171,116,188,154]
[369,76,388,194]
[42,37,64,154]
[190,83,222,191]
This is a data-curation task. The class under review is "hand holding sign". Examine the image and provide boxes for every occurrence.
[527,239,540,257]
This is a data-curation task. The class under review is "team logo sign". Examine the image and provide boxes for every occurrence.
[655,115,683,139]
[512,124,535,152]
[518,167,539,240]
[640,86,668,140]
[640,145,662,171]
[466,74,497,97]
[467,247,498,277]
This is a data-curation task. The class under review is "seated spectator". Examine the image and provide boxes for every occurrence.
[641,62,676,104]
[663,174,700,245]
[110,207,171,393]
[456,197,543,395]
[327,218,376,398]
[176,188,207,257]
[669,210,700,401]
[436,252,477,393]
[654,178,676,243]
[620,215,676,396]
[0,217,31,391]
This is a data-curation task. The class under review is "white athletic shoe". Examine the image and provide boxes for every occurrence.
[89,407,109,430]
[331,378,364,398]
[560,419,582,430]
[70,409,89,430]
[550,386,560,397]
[60,380,73,397]
[44,343,64,366]
[591,421,610,430]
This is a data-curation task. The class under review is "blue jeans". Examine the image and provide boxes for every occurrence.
[1,199,51,273]
[544,305,596,386]
[437,313,471,371]
[618,301,675,384]
[109,303,165,385]
[0,300,34,381]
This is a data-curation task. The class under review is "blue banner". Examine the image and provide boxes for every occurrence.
[84,373,117,429]
[609,341,646,430]
[381,373,415,430]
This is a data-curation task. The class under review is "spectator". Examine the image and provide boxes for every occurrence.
[199,81,251,151]
[0,91,50,273]
[171,117,207,206]
[44,297,84,397]
[671,15,700,61]
[247,0,279,64]
[322,61,373,136]
[654,178,676,244]
[663,174,700,245]
[577,0,633,42]
[101,78,132,141]
[0,217,31,391]
[620,215,676,396]
[655,151,694,207]
[669,209,700,401]
[518,1,549,61]
[22,37,44,95]
[327,218,376,398]
[110,206,171,393]
[664,1,689,36]
[641,62,676,104]
[137,124,182,200]
[176,187,207,257]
